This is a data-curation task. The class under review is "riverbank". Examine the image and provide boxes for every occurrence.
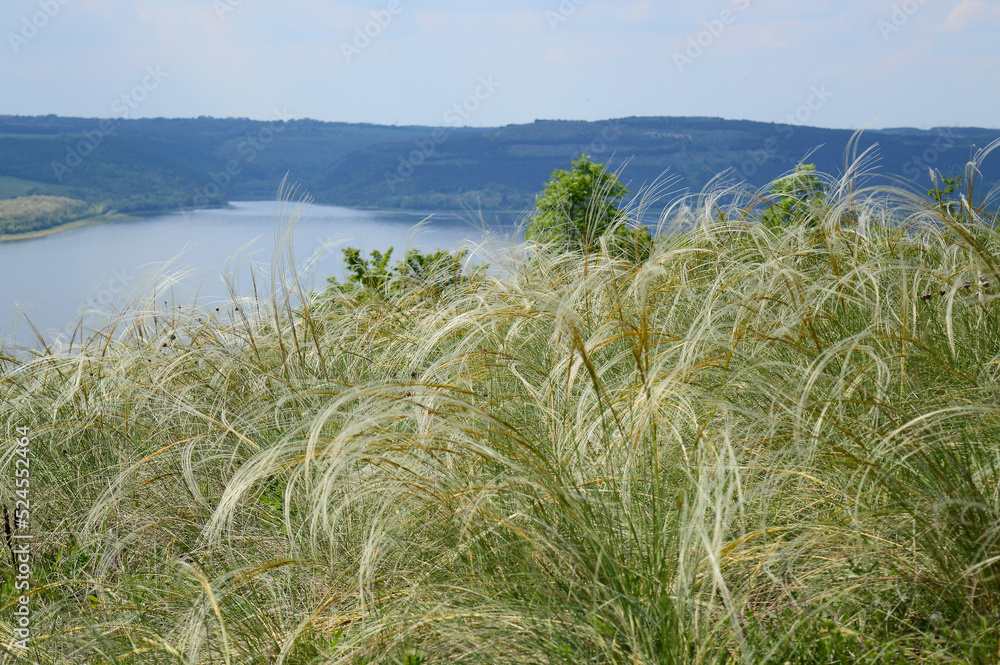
[0,202,239,243]
[0,200,529,244]
[0,211,138,242]
[1,200,517,348]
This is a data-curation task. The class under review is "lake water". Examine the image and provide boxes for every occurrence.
[1,201,526,349]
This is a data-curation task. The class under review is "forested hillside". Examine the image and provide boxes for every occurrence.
[1,113,997,234]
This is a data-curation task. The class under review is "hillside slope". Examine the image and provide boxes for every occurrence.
[1,114,997,233]
[313,117,1000,209]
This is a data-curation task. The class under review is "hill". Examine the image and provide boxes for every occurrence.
[1,113,998,234]
[313,117,1000,209]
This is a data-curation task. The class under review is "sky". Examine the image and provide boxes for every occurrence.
[2,0,999,130]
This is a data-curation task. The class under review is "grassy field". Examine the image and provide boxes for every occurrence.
[1,160,999,663]
[0,195,107,236]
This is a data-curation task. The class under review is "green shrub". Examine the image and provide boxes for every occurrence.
[760,163,828,228]
[527,154,652,260]
[329,245,479,299]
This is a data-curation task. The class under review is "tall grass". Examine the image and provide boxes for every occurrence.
[2,152,1000,664]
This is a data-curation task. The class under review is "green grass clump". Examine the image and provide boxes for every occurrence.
[2,157,1000,664]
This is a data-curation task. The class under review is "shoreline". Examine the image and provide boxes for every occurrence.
[0,200,529,244]
[0,212,139,243]
[0,205,231,243]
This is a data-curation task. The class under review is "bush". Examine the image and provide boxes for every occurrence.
[330,245,478,298]
[527,154,651,259]
[760,163,828,228]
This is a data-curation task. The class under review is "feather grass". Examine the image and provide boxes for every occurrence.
[3,155,1000,663]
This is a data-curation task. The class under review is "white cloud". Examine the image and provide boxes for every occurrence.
[941,0,1000,31]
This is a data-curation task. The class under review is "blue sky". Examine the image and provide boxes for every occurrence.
[3,0,998,129]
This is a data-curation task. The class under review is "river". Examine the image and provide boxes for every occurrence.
[1,201,525,349]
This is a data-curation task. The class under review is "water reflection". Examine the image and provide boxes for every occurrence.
[0,201,525,347]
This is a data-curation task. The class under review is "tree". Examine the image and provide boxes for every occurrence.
[527,154,645,254]
[331,246,477,298]
[761,163,828,228]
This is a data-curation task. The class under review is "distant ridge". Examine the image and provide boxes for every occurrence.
[1,114,998,234]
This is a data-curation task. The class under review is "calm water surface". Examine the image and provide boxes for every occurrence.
[1,201,524,348]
